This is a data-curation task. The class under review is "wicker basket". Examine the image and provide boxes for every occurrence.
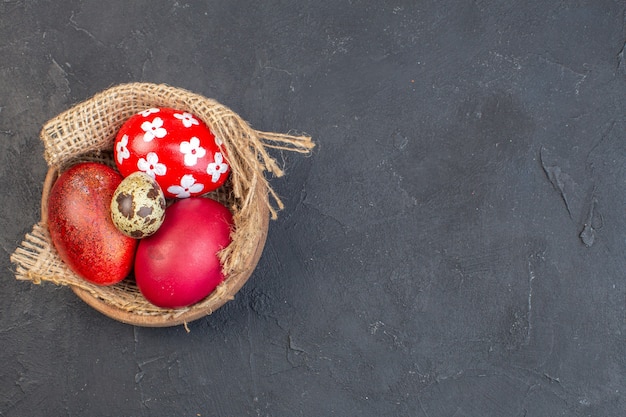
[11,83,313,327]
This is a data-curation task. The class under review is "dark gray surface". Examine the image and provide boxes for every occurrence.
[1,1,625,416]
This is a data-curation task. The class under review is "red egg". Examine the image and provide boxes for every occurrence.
[114,107,230,198]
[47,162,137,286]
[134,197,233,308]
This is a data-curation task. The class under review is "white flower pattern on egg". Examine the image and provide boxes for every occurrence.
[137,152,167,178]
[179,137,206,166]
[141,117,167,142]
[116,134,130,165]
[167,174,205,198]
[140,108,160,117]
[174,112,200,128]
[206,152,229,183]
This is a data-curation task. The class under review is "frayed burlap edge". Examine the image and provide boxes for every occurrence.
[10,82,314,325]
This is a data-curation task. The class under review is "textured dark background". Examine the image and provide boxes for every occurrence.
[1,1,625,416]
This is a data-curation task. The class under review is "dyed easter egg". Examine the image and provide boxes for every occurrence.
[113,107,230,198]
[134,197,233,308]
[47,162,137,286]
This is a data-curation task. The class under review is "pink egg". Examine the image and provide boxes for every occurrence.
[134,197,233,309]
[114,107,230,198]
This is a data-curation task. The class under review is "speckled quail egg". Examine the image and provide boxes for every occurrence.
[110,172,166,238]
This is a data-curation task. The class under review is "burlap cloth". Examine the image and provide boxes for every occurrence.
[10,82,314,327]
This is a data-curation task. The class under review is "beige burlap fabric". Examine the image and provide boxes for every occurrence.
[10,83,314,326]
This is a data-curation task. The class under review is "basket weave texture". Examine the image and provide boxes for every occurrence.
[10,82,314,327]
